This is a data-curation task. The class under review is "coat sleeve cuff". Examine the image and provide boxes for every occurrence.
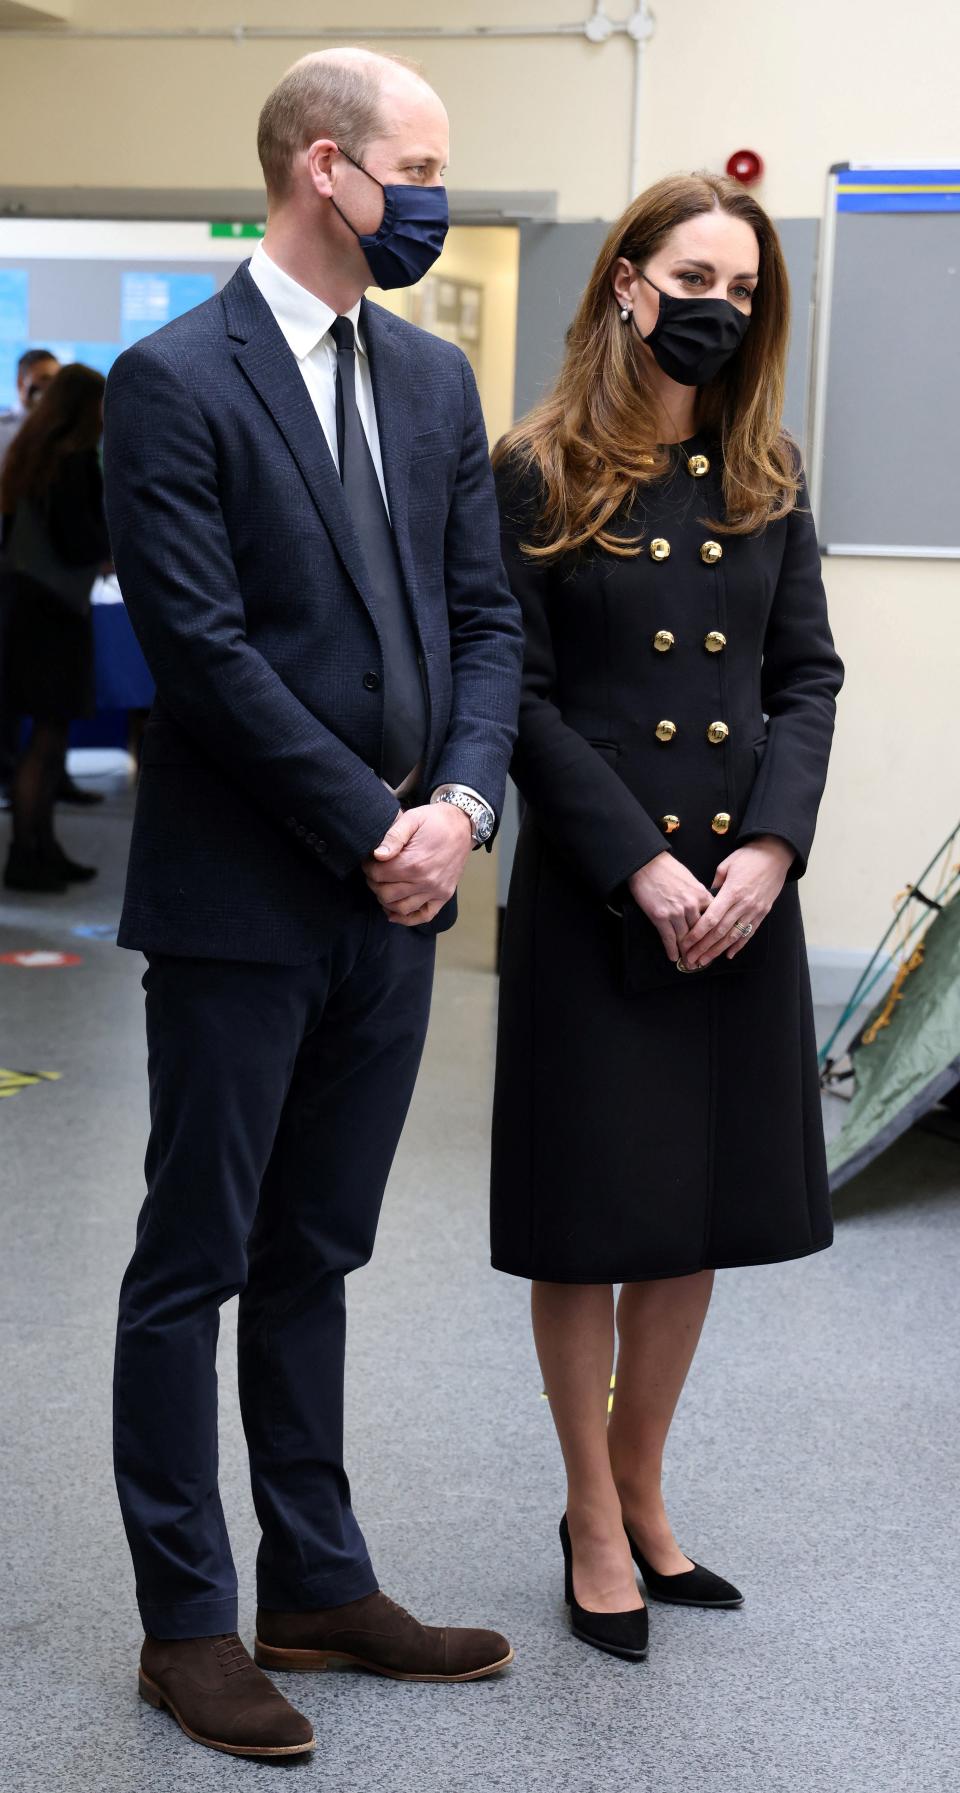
[590,823,671,901]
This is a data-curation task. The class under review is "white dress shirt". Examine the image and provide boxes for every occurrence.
[248,242,389,513]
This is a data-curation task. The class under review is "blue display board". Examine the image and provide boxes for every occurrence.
[0,263,220,405]
[121,271,215,345]
[0,270,30,408]
[0,268,29,340]
[45,339,121,377]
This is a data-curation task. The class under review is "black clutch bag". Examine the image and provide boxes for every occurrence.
[613,894,770,996]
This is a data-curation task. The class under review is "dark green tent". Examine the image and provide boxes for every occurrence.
[821,826,960,1191]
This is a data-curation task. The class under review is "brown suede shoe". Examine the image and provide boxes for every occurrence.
[254,1591,514,1682]
[139,1632,315,1758]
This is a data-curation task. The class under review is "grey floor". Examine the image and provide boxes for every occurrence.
[1,776,958,1793]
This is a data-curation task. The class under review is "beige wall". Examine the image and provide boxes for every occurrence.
[2,0,956,957]
[3,0,960,219]
[0,0,636,215]
[375,227,518,449]
[806,560,959,955]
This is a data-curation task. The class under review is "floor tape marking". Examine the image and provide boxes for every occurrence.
[0,1067,62,1098]
[0,951,83,968]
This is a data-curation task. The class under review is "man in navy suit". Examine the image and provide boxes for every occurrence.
[104,47,522,1760]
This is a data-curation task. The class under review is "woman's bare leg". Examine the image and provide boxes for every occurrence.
[531,1281,643,1612]
[607,1270,715,1574]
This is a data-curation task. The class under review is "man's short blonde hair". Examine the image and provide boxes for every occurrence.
[257,49,421,200]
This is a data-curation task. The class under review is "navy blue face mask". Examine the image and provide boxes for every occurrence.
[332,150,449,290]
[633,271,751,386]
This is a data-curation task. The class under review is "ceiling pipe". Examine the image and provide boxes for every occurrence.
[627,4,655,205]
[0,7,639,43]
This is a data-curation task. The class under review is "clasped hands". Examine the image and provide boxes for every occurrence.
[363,803,474,927]
[629,835,796,970]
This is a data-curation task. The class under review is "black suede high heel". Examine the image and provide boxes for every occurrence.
[559,1515,649,1661]
[625,1531,743,1608]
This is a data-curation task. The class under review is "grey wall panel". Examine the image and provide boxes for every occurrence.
[818,213,960,551]
[776,216,818,452]
[499,221,610,909]
[513,220,610,421]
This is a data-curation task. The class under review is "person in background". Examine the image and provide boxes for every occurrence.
[0,347,61,468]
[491,173,843,1662]
[1,347,104,809]
[0,362,109,892]
[0,348,62,800]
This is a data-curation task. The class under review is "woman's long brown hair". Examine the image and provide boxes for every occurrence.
[0,363,105,515]
[494,172,799,559]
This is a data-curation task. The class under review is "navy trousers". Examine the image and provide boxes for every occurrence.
[113,904,435,1640]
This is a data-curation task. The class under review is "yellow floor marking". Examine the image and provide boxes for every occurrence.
[0,1068,62,1098]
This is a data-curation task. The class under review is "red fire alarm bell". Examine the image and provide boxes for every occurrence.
[725,149,764,186]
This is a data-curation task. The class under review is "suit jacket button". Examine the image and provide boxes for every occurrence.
[649,538,671,561]
[712,812,732,835]
[363,671,381,691]
[707,720,730,744]
[700,540,723,564]
[653,629,675,653]
[661,814,681,834]
[704,630,727,653]
[655,719,677,743]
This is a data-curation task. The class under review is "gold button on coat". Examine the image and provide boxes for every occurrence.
[704,630,727,653]
[650,538,671,561]
[661,814,680,834]
[712,812,732,835]
[687,453,710,478]
[655,719,677,743]
[707,720,730,744]
[653,629,675,653]
[700,540,723,564]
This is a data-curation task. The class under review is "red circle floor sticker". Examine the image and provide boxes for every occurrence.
[0,951,83,968]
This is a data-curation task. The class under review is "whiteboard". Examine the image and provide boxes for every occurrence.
[809,164,960,557]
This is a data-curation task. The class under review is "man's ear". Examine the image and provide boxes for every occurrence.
[305,137,338,199]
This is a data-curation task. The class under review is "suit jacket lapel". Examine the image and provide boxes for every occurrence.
[222,265,378,622]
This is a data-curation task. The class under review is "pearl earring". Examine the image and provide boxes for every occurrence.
[620,306,631,321]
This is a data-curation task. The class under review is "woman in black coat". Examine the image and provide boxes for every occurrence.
[491,173,843,1661]
[1,363,108,892]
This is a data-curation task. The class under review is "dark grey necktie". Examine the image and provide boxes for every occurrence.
[329,314,426,789]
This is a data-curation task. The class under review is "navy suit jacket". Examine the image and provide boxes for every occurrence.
[103,262,523,962]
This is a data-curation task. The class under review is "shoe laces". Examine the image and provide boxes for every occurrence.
[212,1633,253,1677]
[374,1593,420,1631]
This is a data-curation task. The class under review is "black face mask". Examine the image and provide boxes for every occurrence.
[632,272,751,386]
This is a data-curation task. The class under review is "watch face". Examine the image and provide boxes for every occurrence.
[475,810,494,843]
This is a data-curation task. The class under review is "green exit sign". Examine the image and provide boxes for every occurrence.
[209,221,266,239]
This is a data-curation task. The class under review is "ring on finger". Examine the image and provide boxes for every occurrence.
[731,919,754,940]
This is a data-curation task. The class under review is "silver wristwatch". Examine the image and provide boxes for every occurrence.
[430,783,496,847]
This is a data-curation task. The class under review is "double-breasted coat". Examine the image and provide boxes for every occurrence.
[490,435,844,1282]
